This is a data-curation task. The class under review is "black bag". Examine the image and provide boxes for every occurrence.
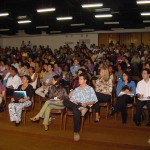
[13,93,24,103]
[121,85,132,91]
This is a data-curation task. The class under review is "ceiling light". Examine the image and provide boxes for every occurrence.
[56,17,73,21]
[37,8,56,13]
[0,29,10,31]
[50,31,62,33]
[81,29,94,32]
[36,26,49,29]
[141,12,150,16]
[17,16,27,19]
[143,20,150,23]
[137,1,150,4]
[70,23,85,26]
[18,20,32,24]
[111,28,124,30]
[0,13,9,17]
[95,14,112,18]
[82,3,103,8]
[104,22,119,24]
[94,8,111,12]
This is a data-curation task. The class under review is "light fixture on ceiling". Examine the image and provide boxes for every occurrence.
[50,31,62,33]
[56,16,73,21]
[95,14,113,18]
[111,28,124,30]
[17,16,27,19]
[143,20,150,23]
[18,20,32,24]
[37,8,56,13]
[70,23,85,26]
[141,12,150,16]
[0,13,9,17]
[81,29,94,32]
[94,8,110,12]
[137,1,150,4]
[104,22,119,24]
[82,3,103,8]
[36,26,49,29]
[0,28,10,31]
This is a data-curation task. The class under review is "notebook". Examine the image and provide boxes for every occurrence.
[14,91,27,99]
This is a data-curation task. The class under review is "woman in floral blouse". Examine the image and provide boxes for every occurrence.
[93,67,112,122]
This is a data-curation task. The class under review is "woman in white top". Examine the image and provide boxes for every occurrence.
[29,67,38,90]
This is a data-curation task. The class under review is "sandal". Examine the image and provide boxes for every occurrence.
[30,117,40,122]
[44,125,49,131]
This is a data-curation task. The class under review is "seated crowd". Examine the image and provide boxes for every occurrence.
[0,41,150,141]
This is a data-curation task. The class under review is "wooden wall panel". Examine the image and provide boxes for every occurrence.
[130,33,141,46]
[119,33,131,46]
[98,34,109,45]
[142,32,150,45]
[98,33,119,46]
[99,32,150,46]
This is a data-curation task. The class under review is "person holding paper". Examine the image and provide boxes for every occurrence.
[109,71,136,124]
[8,75,34,126]
[134,68,150,126]
[30,75,68,131]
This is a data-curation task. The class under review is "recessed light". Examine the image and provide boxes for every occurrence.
[56,17,73,21]
[95,14,112,18]
[37,8,56,13]
[18,20,32,24]
[82,3,103,8]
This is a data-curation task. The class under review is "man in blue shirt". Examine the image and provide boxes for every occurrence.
[63,72,98,141]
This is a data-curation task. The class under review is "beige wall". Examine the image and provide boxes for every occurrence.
[1,34,98,50]
[0,38,3,47]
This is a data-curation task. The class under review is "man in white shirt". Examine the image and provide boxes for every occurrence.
[6,67,22,96]
[134,68,150,126]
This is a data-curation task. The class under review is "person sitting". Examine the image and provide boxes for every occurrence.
[29,66,38,90]
[8,75,34,126]
[63,72,98,141]
[93,67,113,122]
[6,66,22,96]
[70,59,81,77]
[35,64,56,98]
[0,75,6,105]
[109,71,136,124]
[134,69,150,126]
[30,75,68,131]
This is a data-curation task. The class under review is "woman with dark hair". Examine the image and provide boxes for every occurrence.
[109,71,136,124]
[8,75,34,126]
[30,75,68,131]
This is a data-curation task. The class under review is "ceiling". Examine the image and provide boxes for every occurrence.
[0,0,150,35]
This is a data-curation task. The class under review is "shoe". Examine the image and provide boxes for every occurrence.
[94,119,100,123]
[30,117,40,123]
[15,121,21,127]
[146,122,150,127]
[134,121,141,126]
[74,132,80,141]
[109,107,115,116]
[80,107,88,116]
[44,125,49,131]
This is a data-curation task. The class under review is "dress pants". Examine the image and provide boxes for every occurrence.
[114,94,133,122]
[135,100,150,122]
[63,99,88,133]
[38,100,65,125]
[93,92,111,113]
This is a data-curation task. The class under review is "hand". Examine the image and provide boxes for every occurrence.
[139,94,144,98]
[18,98,25,103]
[8,85,14,89]
[73,100,78,105]
[81,103,87,107]
[11,98,15,102]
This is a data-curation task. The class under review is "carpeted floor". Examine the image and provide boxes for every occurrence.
[0,101,149,150]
